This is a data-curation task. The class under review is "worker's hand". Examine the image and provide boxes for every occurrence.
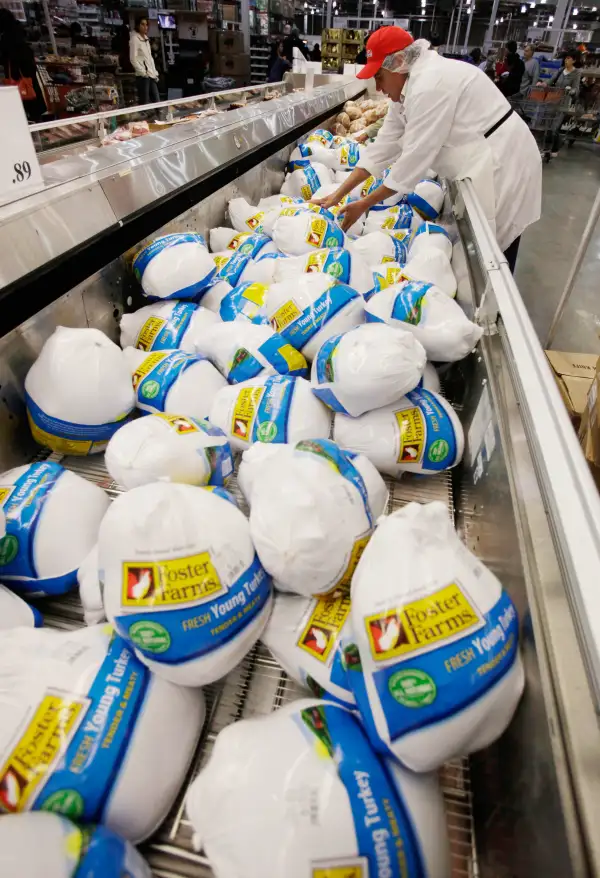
[354,131,369,144]
[338,199,368,233]
[311,192,342,210]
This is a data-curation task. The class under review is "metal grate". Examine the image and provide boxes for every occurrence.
[39,452,477,878]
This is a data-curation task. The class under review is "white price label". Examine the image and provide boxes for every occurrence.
[0,86,43,204]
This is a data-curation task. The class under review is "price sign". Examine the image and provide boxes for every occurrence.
[0,86,43,204]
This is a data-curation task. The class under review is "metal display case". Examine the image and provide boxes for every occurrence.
[1,77,600,878]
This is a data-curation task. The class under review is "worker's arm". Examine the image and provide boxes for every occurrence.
[355,101,406,177]
[311,167,371,209]
[531,59,540,85]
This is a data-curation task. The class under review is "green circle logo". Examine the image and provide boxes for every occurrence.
[257,421,278,442]
[129,620,171,653]
[141,380,160,400]
[0,535,18,566]
[42,789,84,818]
[239,243,253,255]
[326,261,344,279]
[388,669,437,708]
[325,236,340,248]
[428,439,450,463]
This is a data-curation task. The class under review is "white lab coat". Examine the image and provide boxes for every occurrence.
[130,31,159,80]
[358,50,542,251]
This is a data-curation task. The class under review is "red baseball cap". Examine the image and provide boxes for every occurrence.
[357,27,414,79]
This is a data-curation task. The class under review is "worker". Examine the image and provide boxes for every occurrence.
[313,27,541,271]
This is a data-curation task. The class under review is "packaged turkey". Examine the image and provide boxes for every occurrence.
[209,375,330,452]
[0,624,205,840]
[0,813,152,878]
[25,327,135,456]
[288,142,337,170]
[133,233,216,300]
[363,203,422,236]
[311,323,426,416]
[345,502,525,771]
[186,699,451,878]
[334,387,464,477]
[365,281,482,362]
[271,211,345,256]
[280,161,334,200]
[273,247,373,296]
[100,482,273,686]
[409,222,453,260]
[267,273,365,361]
[238,439,387,597]
[120,301,220,354]
[209,229,278,257]
[0,461,109,596]
[373,249,457,298]
[124,347,227,420]
[407,178,445,220]
[201,321,308,383]
[0,585,42,628]
[349,230,408,266]
[305,128,335,148]
[105,413,233,490]
[310,186,365,238]
[227,197,266,233]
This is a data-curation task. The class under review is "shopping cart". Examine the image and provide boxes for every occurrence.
[510,86,570,163]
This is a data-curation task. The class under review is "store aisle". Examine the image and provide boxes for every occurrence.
[515,144,600,354]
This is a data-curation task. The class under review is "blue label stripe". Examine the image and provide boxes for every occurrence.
[391,236,408,264]
[145,302,196,351]
[390,281,432,325]
[115,554,272,664]
[219,282,269,325]
[406,191,440,221]
[312,385,349,414]
[276,283,359,351]
[236,234,272,259]
[135,352,202,412]
[189,419,233,486]
[26,394,133,444]
[258,333,308,379]
[74,825,139,878]
[405,387,458,471]
[215,251,251,286]
[294,439,373,527]
[38,634,150,820]
[312,332,349,414]
[410,222,450,244]
[299,703,425,877]
[133,234,207,280]
[251,375,295,443]
[227,348,265,384]
[322,249,351,283]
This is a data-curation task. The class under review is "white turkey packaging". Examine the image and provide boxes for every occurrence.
[219,280,270,324]
[0,813,152,878]
[288,143,337,170]
[280,161,333,199]
[267,273,365,361]
[209,229,277,257]
[346,502,525,771]
[227,197,265,233]
[261,590,355,705]
[271,211,345,256]
[310,187,365,238]
[0,461,109,595]
[365,281,482,362]
[201,321,308,383]
[349,230,408,266]
[186,699,451,878]
[209,375,330,452]
[334,387,464,477]
[105,413,233,490]
[363,203,421,236]
[394,250,457,298]
[239,439,388,596]
[0,624,205,840]
[25,327,135,456]
[100,483,273,686]
[120,301,220,354]
[0,585,42,628]
[133,233,216,300]
[124,347,227,420]
[311,323,427,416]
[273,247,374,296]
[409,223,453,261]
[78,544,105,625]
[406,179,445,220]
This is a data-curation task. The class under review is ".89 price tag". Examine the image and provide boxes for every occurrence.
[0,86,43,204]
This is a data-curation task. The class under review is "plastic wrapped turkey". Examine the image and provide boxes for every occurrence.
[133,233,216,300]
[345,502,525,771]
[227,197,266,233]
[334,387,464,477]
[120,301,220,354]
[409,222,453,260]
[280,161,334,199]
[311,323,427,416]
[310,186,365,238]
[363,202,422,236]
[124,347,227,420]
[186,699,451,878]
[219,280,270,324]
[349,230,409,266]
[0,585,42,628]
[288,142,337,170]
[238,439,388,596]
[406,178,445,220]
[25,327,135,456]
[0,624,205,840]
[273,246,374,296]
[267,273,365,361]
[271,211,345,256]
[393,249,457,298]
[100,482,273,686]
[201,322,308,383]
[0,461,109,596]
[365,281,482,362]
[209,229,278,257]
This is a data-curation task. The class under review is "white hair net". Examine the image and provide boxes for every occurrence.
[381,38,430,74]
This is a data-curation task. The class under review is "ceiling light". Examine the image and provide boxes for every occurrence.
[495,17,499,23]
[521,3,526,9]
[573,7,578,12]
[529,2,535,7]
[534,19,538,24]
[573,22,578,26]
[593,5,598,9]
[500,16,504,21]
[549,14,554,20]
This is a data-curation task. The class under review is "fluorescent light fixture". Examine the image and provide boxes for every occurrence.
[534,19,538,25]
[521,4,526,10]
[495,18,499,23]
[573,22,578,26]
[500,16,504,21]
[549,14,554,20]
[573,7,578,13]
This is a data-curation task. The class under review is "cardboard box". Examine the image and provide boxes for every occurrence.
[222,4,238,21]
[209,29,244,55]
[579,358,600,490]
[213,53,250,76]
[545,350,598,426]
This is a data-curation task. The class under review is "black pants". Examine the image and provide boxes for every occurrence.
[136,77,160,105]
[503,236,521,273]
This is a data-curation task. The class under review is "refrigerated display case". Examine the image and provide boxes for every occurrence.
[1,74,600,878]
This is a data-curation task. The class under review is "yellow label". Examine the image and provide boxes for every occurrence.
[231,385,264,443]
[382,216,397,230]
[132,351,166,390]
[279,207,301,218]
[270,300,302,333]
[300,184,313,201]
[376,266,403,289]
[298,589,352,663]
[308,133,328,146]
[395,405,425,464]
[277,343,307,373]
[339,145,349,166]
[228,232,251,251]
[0,487,14,506]
[381,256,396,264]
[136,316,166,352]
[336,534,371,591]
[241,283,268,307]
[391,230,410,241]
[213,254,230,269]
[361,176,376,197]
[246,211,264,231]
[27,414,93,456]
[365,582,483,662]
[121,551,224,608]
[306,218,326,249]
[154,413,200,435]
[312,861,366,878]
[0,691,87,813]
[305,251,328,273]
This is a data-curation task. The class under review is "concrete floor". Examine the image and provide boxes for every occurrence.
[515,142,600,354]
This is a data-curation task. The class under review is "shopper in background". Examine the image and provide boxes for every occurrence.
[283,26,309,63]
[130,16,160,105]
[312,27,542,272]
[497,42,524,97]
[311,43,321,62]
[542,52,581,156]
[0,8,44,122]
[428,33,444,53]
[268,41,291,83]
[356,45,367,64]
[495,47,507,78]
[519,44,539,94]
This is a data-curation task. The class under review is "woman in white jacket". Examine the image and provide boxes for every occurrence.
[315,27,542,272]
[130,16,160,105]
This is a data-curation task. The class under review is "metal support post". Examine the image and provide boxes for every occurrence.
[484,0,500,49]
